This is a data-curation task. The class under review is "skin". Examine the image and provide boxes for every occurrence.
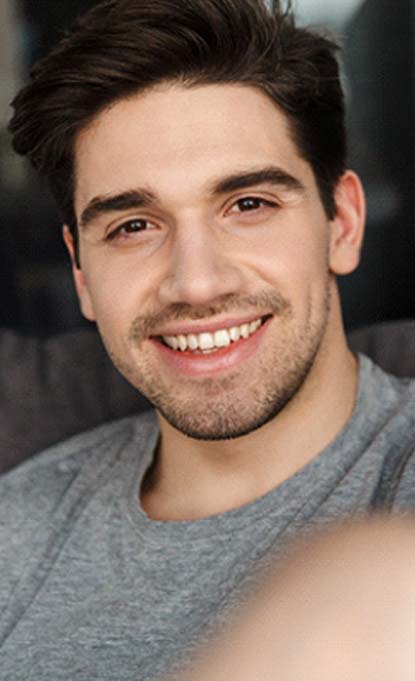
[177,516,415,681]
[63,82,366,521]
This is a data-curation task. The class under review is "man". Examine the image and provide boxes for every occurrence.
[1,0,414,678]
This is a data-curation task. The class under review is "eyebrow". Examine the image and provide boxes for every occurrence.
[209,166,306,196]
[79,165,305,230]
[80,189,157,230]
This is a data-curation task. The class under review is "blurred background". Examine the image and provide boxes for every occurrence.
[0,0,414,336]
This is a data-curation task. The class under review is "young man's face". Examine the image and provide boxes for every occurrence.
[67,83,357,440]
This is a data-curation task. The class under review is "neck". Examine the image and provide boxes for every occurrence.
[141,307,358,522]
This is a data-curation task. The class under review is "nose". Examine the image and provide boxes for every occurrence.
[158,223,244,307]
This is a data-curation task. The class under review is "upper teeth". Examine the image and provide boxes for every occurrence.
[162,318,263,352]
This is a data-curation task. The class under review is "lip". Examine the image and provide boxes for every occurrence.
[152,313,271,338]
[149,315,272,378]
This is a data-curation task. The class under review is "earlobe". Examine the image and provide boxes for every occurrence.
[329,171,366,276]
[62,225,96,321]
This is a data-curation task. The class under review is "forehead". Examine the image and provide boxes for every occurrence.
[74,83,312,212]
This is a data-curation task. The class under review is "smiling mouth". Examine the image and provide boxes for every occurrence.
[155,315,272,355]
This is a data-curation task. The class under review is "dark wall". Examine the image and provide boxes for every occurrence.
[20,0,98,64]
[339,0,415,329]
[0,1,100,335]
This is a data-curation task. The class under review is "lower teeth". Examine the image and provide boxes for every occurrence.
[186,347,220,355]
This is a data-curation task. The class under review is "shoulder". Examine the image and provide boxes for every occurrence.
[392,446,415,513]
[353,357,415,512]
[358,353,415,413]
[0,409,157,500]
[362,360,415,513]
[0,411,157,585]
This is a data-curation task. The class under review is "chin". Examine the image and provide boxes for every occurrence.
[154,366,311,441]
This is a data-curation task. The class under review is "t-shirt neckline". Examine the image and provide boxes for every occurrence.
[124,355,381,542]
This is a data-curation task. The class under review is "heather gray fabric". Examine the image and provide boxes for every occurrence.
[1,355,415,680]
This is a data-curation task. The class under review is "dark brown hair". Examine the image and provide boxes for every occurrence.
[9,0,346,264]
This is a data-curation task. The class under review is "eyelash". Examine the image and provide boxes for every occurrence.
[229,196,279,214]
[105,218,152,241]
[105,196,279,241]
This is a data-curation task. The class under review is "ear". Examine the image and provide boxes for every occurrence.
[62,226,96,321]
[329,171,366,276]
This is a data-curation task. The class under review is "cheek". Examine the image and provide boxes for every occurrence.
[239,225,330,294]
[80,254,158,330]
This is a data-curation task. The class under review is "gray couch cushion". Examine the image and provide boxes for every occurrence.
[348,319,415,377]
[0,329,150,474]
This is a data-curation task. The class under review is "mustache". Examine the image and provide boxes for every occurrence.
[128,291,292,342]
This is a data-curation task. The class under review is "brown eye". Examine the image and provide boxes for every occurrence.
[120,219,148,233]
[235,197,264,212]
[229,196,278,215]
[107,218,155,241]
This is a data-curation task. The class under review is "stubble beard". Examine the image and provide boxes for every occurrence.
[102,287,331,441]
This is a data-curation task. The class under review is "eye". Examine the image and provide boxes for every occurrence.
[229,196,279,214]
[106,218,155,241]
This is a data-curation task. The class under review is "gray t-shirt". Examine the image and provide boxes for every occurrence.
[1,355,415,680]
